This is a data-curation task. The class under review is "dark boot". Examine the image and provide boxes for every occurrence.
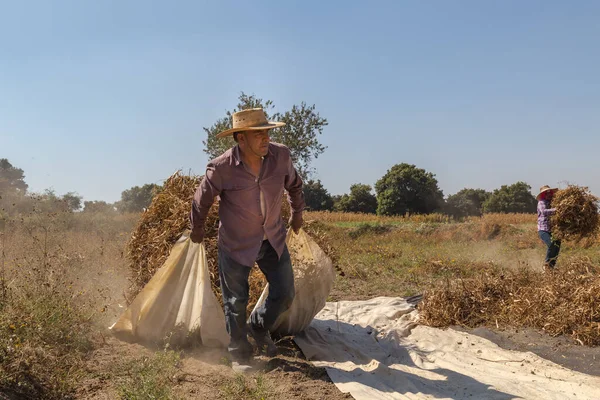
[249,324,278,357]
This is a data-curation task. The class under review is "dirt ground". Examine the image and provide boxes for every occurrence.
[77,336,351,400]
[76,319,600,400]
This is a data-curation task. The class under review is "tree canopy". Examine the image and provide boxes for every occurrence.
[335,184,378,214]
[0,158,28,193]
[482,182,537,214]
[303,179,334,211]
[445,188,491,218]
[83,200,115,213]
[116,183,162,213]
[375,163,444,216]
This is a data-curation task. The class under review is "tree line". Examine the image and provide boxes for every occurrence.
[0,158,162,215]
[1,92,539,218]
[0,157,537,218]
[302,171,537,216]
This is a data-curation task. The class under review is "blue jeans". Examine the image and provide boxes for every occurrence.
[218,240,295,359]
[538,230,561,268]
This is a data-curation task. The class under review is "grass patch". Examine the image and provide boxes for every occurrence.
[220,373,272,400]
[115,350,181,400]
[328,225,500,299]
[348,223,393,239]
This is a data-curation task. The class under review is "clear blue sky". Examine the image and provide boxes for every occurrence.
[2,1,599,203]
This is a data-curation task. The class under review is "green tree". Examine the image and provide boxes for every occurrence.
[445,188,491,218]
[335,184,378,214]
[375,163,444,216]
[482,182,537,214]
[0,159,28,193]
[61,192,82,212]
[83,200,115,213]
[331,194,342,210]
[203,92,328,178]
[303,179,334,211]
[116,183,162,213]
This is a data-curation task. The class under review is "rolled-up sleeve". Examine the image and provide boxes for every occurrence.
[283,150,305,214]
[190,162,222,232]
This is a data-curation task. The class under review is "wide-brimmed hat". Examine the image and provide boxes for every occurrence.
[537,185,558,200]
[216,108,285,138]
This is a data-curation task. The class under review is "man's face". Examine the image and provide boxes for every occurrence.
[241,129,270,157]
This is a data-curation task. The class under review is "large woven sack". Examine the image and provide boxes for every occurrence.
[251,228,336,335]
[109,232,228,347]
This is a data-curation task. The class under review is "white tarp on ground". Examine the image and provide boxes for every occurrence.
[294,297,600,400]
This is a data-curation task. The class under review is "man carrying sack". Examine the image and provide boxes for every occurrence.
[190,108,304,371]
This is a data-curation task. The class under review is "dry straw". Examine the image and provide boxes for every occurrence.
[550,185,599,241]
[126,171,332,317]
[419,258,600,346]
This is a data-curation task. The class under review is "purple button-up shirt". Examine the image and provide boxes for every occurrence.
[537,199,555,232]
[190,142,305,266]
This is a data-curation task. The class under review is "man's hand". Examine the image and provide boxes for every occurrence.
[190,228,204,243]
[289,213,303,234]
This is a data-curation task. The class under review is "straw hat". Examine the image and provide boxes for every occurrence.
[216,108,285,138]
[537,185,558,200]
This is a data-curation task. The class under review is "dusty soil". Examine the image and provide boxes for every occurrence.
[176,338,351,400]
[77,336,351,400]
[78,323,600,400]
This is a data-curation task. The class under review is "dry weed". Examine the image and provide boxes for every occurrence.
[467,213,537,225]
[0,213,105,399]
[420,257,600,345]
[306,211,450,224]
